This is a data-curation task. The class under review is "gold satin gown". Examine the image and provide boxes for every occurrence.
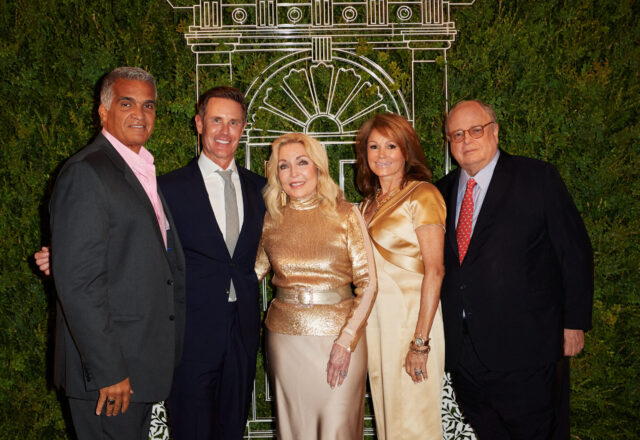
[361,181,446,440]
[255,196,377,440]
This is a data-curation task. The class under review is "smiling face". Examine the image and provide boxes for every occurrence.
[195,97,247,169]
[98,79,156,153]
[277,142,318,200]
[447,101,499,176]
[366,128,406,188]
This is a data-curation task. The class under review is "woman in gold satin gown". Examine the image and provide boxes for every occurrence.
[254,133,377,440]
[355,114,446,439]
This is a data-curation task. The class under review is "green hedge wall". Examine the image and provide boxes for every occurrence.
[1,0,638,438]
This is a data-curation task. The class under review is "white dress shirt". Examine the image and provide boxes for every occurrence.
[198,154,245,239]
[198,153,244,302]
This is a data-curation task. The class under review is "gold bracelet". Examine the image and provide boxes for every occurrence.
[409,340,431,354]
[410,346,431,355]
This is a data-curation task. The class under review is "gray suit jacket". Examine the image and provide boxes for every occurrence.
[50,133,186,402]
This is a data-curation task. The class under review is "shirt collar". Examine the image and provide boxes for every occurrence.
[459,149,500,192]
[102,128,155,167]
[198,153,238,178]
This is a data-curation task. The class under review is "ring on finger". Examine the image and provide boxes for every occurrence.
[339,370,347,378]
[414,369,423,376]
[107,399,116,405]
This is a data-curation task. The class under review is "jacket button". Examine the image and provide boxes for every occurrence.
[169,315,175,321]
[230,262,235,268]
[167,279,174,286]
[460,284,467,290]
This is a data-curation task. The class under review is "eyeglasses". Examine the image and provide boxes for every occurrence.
[448,122,496,143]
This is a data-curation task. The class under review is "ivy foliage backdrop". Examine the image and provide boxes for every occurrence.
[1,0,638,438]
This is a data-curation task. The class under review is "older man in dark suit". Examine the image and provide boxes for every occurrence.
[49,67,186,439]
[436,100,593,439]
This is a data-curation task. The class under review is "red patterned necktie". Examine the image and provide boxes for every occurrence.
[456,178,476,264]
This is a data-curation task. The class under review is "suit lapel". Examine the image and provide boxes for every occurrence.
[186,159,229,254]
[445,169,461,260]
[99,136,167,254]
[235,164,258,257]
[159,189,185,269]
[464,151,512,263]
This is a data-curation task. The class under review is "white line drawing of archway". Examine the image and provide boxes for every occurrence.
[241,49,410,171]
[155,1,479,438]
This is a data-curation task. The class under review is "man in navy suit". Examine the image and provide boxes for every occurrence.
[159,87,266,440]
[436,100,593,439]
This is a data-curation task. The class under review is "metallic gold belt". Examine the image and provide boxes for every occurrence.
[276,285,353,306]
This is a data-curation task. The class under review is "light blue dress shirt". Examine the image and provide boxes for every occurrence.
[454,150,501,233]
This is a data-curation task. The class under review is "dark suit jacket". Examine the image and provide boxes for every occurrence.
[436,151,593,372]
[158,159,266,363]
[50,133,186,402]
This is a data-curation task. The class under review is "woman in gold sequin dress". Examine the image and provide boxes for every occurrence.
[254,133,377,440]
[355,114,446,439]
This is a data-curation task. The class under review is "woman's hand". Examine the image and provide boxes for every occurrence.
[405,349,428,383]
[327,343,351,388]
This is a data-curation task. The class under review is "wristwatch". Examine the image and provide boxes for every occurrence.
[412,335,427,347]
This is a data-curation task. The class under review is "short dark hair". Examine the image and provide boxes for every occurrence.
[197,86,247,122]
[100,67,156,109]
[355,113,432,199]
[445,99,497,134]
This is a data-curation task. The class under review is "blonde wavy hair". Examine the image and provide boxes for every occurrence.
[263,132,344,223]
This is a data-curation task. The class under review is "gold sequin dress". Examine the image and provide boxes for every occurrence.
[255,196,377,440]
[361,181,446,440]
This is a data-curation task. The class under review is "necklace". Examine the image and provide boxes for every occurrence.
[373,187,399,214]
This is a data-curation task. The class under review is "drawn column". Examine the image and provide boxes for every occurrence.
[368,0,388,24]
[422,0,442,24]
[199,0,222,27]
[313,0,333,25]
[257,0,277,26]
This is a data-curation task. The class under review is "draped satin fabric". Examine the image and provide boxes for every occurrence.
[362,180,447,440]
[267,332,368,440]
[255,196,377,439]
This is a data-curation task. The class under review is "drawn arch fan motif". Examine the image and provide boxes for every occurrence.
[245,52,406,144]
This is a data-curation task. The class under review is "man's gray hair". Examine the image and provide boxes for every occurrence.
[100,67,157,109]
[445,100,497,134]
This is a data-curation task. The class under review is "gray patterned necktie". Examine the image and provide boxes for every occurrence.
[216,169,239,255]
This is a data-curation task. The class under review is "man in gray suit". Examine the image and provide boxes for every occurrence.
[49,67,186,439]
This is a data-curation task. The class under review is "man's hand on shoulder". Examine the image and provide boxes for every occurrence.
[96,377,134,416]
[564,328,585,357]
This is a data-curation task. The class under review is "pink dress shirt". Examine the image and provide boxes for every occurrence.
[103,129,167,248]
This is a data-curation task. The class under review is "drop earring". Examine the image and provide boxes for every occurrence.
[281,190,287,207]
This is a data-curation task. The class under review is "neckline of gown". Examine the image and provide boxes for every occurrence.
[288,194,321,210]
[366,180,423,225]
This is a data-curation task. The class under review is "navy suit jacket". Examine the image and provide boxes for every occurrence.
[158,159,266,363]
[436,151,593,372]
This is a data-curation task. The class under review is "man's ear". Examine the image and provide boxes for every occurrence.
[195,114,204,135]
[98,104,107,126]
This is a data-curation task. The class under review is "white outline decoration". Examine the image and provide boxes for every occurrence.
[153,1,479,439]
